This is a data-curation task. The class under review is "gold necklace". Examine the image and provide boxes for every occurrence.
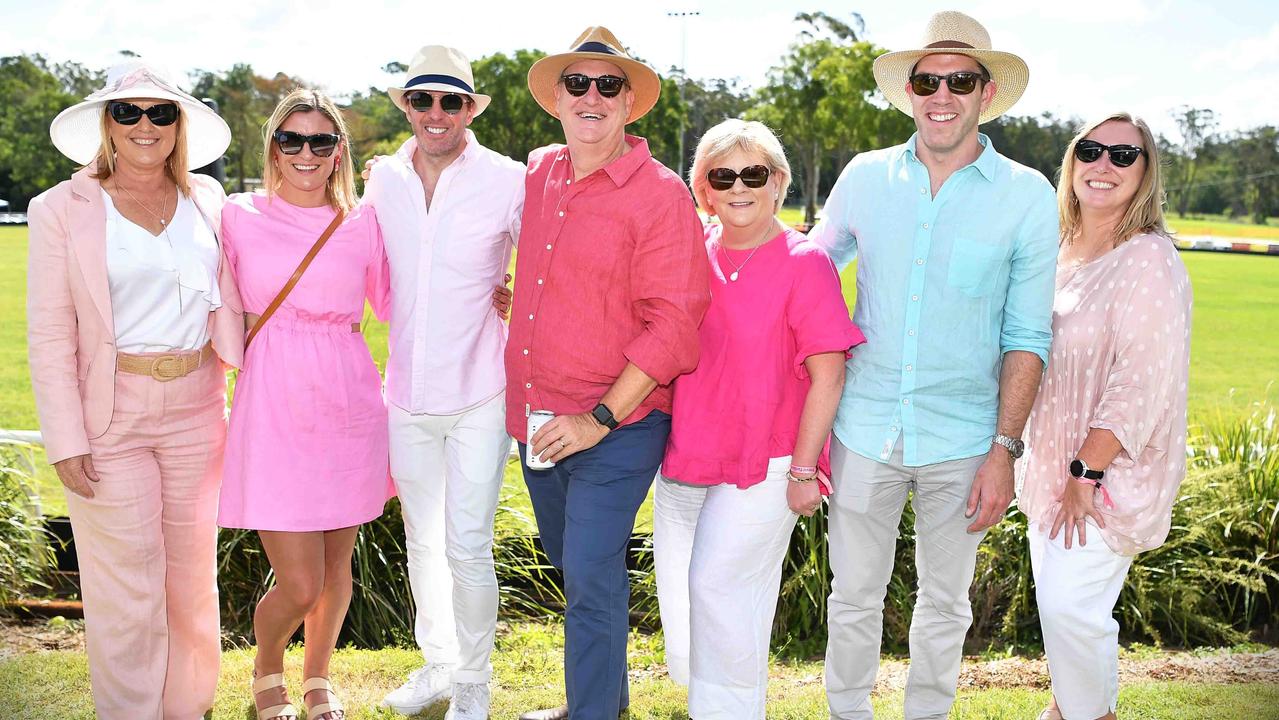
[719,219,779,282]
[114,182,172,229]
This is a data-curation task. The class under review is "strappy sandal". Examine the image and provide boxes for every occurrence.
[1036,707,1064,720]
[302,676,345,719]
[252,672,298,720]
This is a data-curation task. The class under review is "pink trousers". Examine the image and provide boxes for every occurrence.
[66,361,226,720]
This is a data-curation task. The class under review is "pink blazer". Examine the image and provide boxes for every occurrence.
[26,164,245,464]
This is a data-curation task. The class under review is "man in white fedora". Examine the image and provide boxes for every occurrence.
[808,10,1058,719]
[366,45,525,720]
[508,26,708,720]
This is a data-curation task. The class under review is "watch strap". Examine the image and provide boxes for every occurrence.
[591,403,619,430]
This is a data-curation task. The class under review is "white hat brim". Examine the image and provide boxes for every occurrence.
[49,87,231,169]
[387,83,492,118]
[873,48,1029,124]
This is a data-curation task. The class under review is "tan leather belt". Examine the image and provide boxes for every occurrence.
[116,342,215,382]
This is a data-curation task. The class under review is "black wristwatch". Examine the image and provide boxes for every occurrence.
[591,403,619,431]
[1069,458,1104,481]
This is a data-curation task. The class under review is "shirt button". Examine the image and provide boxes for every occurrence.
[558,211,565,217]
[537,278,544,285]
[546,244,552,250]
[915,258,924,265]
[528,313,534,320]
[905,364,913,372]
[908,329,916,336]
[523,348,529,355]
[565,179,571,184]
[525,382,532,389]
[903,398,910,405]
[922,223,930,230]
[919,187,926,195]
[911,294,919,301]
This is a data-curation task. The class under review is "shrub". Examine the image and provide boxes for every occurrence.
[0,441,55,607]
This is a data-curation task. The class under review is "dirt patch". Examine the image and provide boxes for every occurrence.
[0,615,85,660]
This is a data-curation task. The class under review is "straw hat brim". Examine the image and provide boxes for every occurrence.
[873,48,1028,124]
[387,84,492,118]
[49,88,231,168]
[527,52,660,124]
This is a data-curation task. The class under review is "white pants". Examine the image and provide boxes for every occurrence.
[388,392,509,684]
[825,440,988,720]
[1029,524,1134,720]
[654,456,798,720]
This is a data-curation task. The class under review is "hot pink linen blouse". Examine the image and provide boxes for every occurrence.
[1016,233,1193,555]
[661,225,865,489]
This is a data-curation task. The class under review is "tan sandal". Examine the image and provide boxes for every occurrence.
[252,672,298,720]
[302,677,345,719]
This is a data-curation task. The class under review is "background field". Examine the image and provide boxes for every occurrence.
[4,220,1277,517]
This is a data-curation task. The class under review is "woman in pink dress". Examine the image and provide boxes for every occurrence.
[218,89,392,720]
[654,119,865,718]
[1017,113,1192,720]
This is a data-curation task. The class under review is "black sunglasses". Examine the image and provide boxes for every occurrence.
[108,101,179,126]
[405,91,470,115]
[273,130,341,157]
[1074,139,1145,168]
[909,71,986,97]
[560,73,628,98]
[707,165,771,191]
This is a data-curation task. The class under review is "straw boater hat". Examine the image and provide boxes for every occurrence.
[387,46,491,117]
[48,59,231,168]
[873,11,1029,124]
[527,26,661,124]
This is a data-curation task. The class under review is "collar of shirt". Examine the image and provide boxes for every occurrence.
[555,134,651,187]
[902,132,998,183]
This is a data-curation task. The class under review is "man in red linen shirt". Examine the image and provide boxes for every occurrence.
[506,26,709,720]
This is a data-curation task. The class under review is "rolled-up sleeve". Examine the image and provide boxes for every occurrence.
[623,193,710,384]
[999,182,1058,366]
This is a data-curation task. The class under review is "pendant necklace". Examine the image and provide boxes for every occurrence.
[719,220,778,282]
[116,181,172,230]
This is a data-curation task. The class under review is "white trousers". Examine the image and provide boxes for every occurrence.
[654,456,798,720]
[825,440,988,720]
[1029,524,1134,720]
[388,392,509,684]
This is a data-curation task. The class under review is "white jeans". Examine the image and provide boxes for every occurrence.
[388,392,509,684]
[654,456,798,720]
[1029,524,1134,720]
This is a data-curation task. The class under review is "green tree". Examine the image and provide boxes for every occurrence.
[469,49,562,163]
[1169,106,1218,217]
[983,111,1080,183]
[191,64,301,192]
[0,55,79,208]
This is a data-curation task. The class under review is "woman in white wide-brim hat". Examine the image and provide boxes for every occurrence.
[27,58,243,719]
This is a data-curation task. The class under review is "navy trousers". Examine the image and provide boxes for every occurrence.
[520,410,670,720]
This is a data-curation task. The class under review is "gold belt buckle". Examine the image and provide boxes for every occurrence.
[150,354,186,382]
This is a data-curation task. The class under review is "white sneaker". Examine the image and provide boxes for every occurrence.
[382,662,453,714]
[444,682,490,720]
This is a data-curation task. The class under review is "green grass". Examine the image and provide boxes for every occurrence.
[1,621,1276,718]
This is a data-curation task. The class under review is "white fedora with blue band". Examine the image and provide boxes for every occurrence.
[527,26,661,124]
[387,46,491,117]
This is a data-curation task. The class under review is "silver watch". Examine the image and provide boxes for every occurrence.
[993,434,1025,459]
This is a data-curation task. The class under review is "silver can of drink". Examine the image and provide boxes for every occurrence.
[525,410,557,469]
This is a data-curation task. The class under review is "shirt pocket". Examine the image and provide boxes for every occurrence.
[947,236,1005,297]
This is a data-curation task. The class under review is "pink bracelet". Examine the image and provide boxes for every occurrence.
[1074,475,1115,509]
[790,464,817,476]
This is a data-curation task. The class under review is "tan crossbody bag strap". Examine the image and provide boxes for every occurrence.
[245,210,345,349]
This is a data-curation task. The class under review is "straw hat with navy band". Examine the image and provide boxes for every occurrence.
[49,59,231,168]
[873,10,1029,125]
[527,26,661,124]
[387,46,491,118]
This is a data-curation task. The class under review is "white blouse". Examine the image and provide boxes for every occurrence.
[103,189,222,353]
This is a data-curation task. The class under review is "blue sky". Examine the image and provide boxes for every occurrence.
[2,0,1275,142]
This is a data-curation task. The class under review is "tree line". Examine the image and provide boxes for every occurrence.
[1,13,1274,224]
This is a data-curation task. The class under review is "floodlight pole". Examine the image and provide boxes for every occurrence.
[666,10,700,180]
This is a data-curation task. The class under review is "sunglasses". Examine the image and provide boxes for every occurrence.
[273,130,341,157]
[1074,139,1145,168]
[405,91,470,115]
[707,165,771,191]
[108,101,179,126]
[560,73,628,98]
[909,71,986,96]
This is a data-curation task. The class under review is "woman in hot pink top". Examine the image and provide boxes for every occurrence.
[654,119,864,719]
[218,90,391,720]
[1016,113,1192,720]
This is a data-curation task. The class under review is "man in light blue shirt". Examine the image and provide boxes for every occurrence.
[808,11,1058,720]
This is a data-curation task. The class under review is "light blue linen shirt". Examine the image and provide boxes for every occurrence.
[808,133,1058,467]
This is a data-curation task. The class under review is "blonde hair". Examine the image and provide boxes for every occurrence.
[261,88,357,213]
[92,101,192,196]
[1058,112,1168,246]
[690,119,791,215]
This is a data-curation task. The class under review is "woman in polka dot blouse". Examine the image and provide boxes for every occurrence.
[1016,112,1192,720]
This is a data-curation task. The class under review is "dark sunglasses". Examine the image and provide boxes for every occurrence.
[273,130,341,157]
[560,73,628,98]
[108,101,179,126]
[909,71,986,96]
[1074,139,1145,168]
[405,91,470,115]
[706,165,771,191]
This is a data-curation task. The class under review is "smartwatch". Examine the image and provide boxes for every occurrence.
[591,402,619,431]
[1069,458,1104,481]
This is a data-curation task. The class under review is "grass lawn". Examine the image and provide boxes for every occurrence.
[1,622,1276,718]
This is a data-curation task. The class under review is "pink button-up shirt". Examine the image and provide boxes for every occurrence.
[505,136,709,440]
[1016,234,1193,555]
[364,131,525,415]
